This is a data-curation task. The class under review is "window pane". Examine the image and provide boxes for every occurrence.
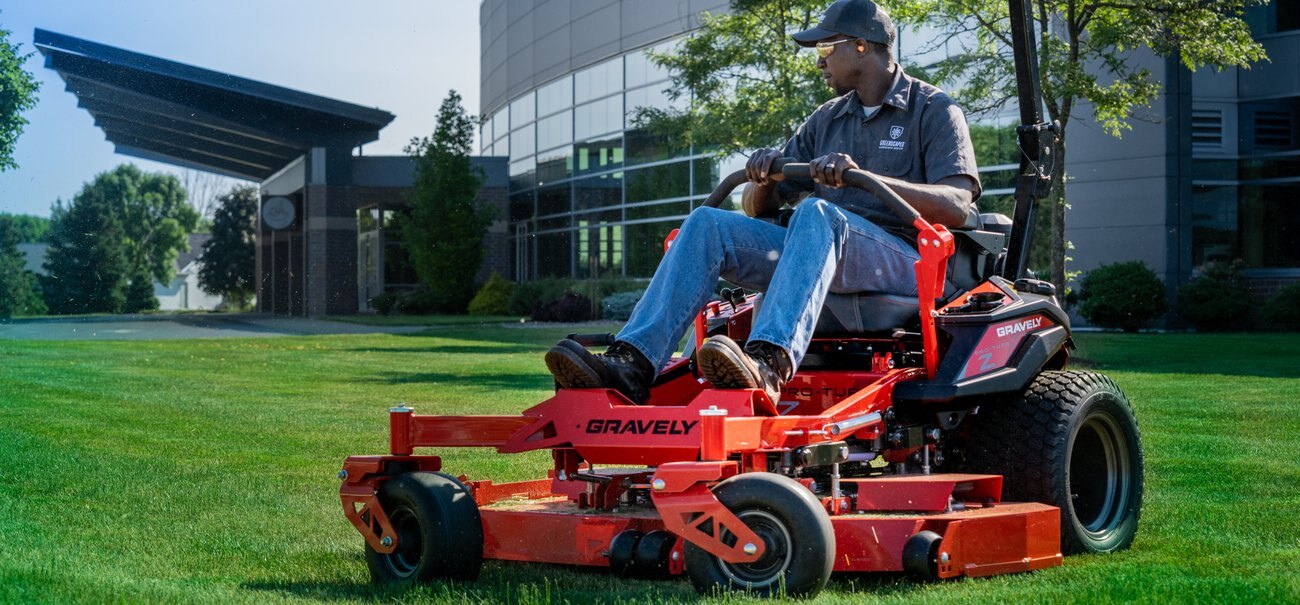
[537,147,573,183]
[625,83,680,125]
[625,162,690,203]
[574,173,623,212]
[625,46,670,89]
[494,134,509,158]
[574,57,623,104]
[626,200,690,221]
[537,231,573,278]
[509,155,536,190]
[1239,184,1300,268]
[537,183,571,217]
[537,110,573,152]
[1192,185,1237,268]
[625,220,678,277]
[509,191,535,222]
[510,92,535,128]
[575,95,624,141]
[625,128,680,165]
[537,75,573,117]
[492,108,508,140]
[575,216,623,279]
[511,125,535,157]
[357,206,378,233]
[575,136,623,175]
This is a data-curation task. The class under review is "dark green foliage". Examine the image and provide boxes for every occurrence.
[0,213,50,242]
[1079,261,1168,332]
[124,270,159,313]
[468,273,515,316]
[368,291,401,316]
[508,277,645,319]
[891,0,1268,293]
[633,0,833,154]
[0,216,44,319]
[198,186,258,309]
[1177,261,1254,332]
[534,292,594,323]
[601,289,646,321]
[968,123,1019,167]
[1261,282,1300,331]
[0,25,40,171]
[41,165,198,315]
[42,195,128,315]
[400,90,492,313]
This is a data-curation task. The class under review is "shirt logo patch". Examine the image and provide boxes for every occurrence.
[890,125,905,140]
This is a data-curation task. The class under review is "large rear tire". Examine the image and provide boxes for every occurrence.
[955,371,1143,554]
[684,473,834,598]
[364,472,484,585]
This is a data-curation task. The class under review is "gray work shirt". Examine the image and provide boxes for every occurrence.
[778,66,981,240]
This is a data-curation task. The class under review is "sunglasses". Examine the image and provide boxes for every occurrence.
[815,38,854,58]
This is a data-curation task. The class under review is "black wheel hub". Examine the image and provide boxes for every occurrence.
[382,506,424,578]
[718,510,792,588]
[1070,411,1132,538]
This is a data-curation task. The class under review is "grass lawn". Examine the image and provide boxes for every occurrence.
[323,314,525,327]
[1,328,1297,604]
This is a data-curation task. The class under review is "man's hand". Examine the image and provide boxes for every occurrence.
[810,153,858,188]
[745,148,784,185]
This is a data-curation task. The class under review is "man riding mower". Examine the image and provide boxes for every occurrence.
[336,0,1143,598]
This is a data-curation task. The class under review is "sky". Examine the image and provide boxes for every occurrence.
[0,0,482,218]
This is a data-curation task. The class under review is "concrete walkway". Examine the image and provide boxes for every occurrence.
[0,314,429,340]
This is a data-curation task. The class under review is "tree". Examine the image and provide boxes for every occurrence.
[42,195,128,315]
[399,90,491,313]
[0,213,50,242]
[889,0,1268,291]
[0,22,40,171]
[634,0,833,156]
[0,216,45,319]
[198,185,258,309]
[42,165,198,314]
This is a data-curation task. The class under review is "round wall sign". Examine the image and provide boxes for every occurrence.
[262,196,296,230]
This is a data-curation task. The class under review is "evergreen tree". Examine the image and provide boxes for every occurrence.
[124,268,159,313]
[400,90,492,312]
[42,196,127,314]
[198,186,258,309]
[0,216,43,319]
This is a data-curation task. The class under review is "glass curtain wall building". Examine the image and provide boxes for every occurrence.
[480,1,1021,284]
[482,43,744,281]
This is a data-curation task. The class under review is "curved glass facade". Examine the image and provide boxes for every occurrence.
[482,42,746,281]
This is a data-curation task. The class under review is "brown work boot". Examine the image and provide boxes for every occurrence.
[545,339,655,404]
[697,336,792,404]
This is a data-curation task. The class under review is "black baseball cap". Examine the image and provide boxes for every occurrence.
[791,0,896,48]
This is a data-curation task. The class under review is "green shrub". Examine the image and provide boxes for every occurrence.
[368,291,401,316]
[601,289,645,321]
[534,292,594,322]
[468,273,516,315]
[398,288,447,315]
[1177,261,1254,332]
[1261,282,1300,331]
[1078,261,1168,332]
[508,278,574,316]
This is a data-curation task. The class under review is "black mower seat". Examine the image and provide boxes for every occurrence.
[810,212,1011,334]
[817,292,919,333]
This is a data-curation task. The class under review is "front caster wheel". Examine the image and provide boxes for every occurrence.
[364,472,483,585]
[684,473,834,598]
[902,530,942,581]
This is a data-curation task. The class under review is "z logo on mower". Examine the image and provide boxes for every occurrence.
[586,419,699,435]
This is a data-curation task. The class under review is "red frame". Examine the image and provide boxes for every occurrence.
[340,213,1063,579]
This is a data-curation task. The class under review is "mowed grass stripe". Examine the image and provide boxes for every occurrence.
[0,329,1297,603]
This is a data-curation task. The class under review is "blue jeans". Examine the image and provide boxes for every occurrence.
[618,198,920,371]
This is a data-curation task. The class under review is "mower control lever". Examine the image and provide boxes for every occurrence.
[702,158,924,228]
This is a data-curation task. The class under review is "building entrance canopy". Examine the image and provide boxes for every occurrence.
[34,28,395,180]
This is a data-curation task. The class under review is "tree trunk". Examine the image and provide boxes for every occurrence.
[1050,137,1067,293]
